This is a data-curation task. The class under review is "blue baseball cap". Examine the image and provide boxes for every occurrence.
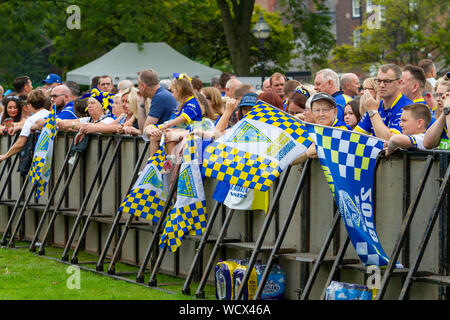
[41,73,62,85]
[238,92,258,108]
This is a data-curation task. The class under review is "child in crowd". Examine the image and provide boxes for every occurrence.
[343,97,361,129]
[384,103,433,156]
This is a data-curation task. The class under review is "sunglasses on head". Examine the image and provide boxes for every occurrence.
[5,96,20,103]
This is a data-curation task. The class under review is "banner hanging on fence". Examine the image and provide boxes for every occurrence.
[305,123,401,267]
[160,134,207,252]
[118,143,169,223]
[203,102,313,192]
[29,104,57,199]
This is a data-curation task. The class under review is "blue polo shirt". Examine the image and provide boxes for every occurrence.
[355,93,412,136]
[148,86,177,125]
[332,91,352,122]
[56,101,77,120]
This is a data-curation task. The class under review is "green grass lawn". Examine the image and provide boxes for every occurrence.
[0,245,216,300]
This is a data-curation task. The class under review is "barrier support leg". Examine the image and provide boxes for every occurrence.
[29,143,74,252]
[70,138,123,264]
[37,153,81,256]
[95,141,149,272]
[195,209,235,299]
[181,201,222,295]
[7,184,37,247]
[234,166,292,300]
[60,137,113,261]
[133,164,180,282]
[399,163,450,300]
[375,154,434,300]
[0,176,30,246]
[254,160,311,300]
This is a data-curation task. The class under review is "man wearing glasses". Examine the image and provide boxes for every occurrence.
[355,64,413,141]
[50,85,77,120]
[30,85,78,132]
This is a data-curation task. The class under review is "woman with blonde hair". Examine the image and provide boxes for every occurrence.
[200,86,223,121]
[361,77,378,99]
[120,87,146,135]
[360,77,379,117]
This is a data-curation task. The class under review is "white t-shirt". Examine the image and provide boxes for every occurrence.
[79,116,115,125]
[20,109,51,137]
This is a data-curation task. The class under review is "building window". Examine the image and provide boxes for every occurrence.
[366,0,373,13]
[353,29,362,48]
[352,0,361,18]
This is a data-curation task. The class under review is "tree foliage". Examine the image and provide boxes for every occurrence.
[330,0,450,73]
[249,6,296,75]
[280,0,336,71]
[0,0,298,86]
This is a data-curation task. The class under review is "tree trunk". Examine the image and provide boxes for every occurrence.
[216,0,255,75]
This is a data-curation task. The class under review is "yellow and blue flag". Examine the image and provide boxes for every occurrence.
[118,143,169,223]
[203,102,313,192]
[29,104,57,199]
[159,134,207,252]
[212,181,269,213]
[305,123,402,267]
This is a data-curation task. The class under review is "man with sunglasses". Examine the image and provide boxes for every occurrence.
[355,64,412,141]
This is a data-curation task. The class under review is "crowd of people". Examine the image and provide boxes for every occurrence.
[0,58,449,168]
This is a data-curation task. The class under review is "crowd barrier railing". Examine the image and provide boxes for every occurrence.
[0,132,448,300]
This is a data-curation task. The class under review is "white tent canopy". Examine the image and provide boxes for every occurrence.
[66,42,221,85]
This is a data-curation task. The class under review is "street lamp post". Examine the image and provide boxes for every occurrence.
[252,14,270,89]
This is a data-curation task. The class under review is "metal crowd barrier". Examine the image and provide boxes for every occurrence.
[0,132,448,300]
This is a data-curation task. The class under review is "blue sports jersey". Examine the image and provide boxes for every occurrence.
[178,96,203,123]
[412,97,426,104]
[331,118,352,131]
[56,101,77,120]
[168,95,203,130]
[355,93,412,136]
[332,91,352,122]
[439,125,449,150]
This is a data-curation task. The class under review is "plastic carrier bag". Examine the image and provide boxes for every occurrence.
[215,259,248,300]
[325,281,375,300]
[215,259,285,300]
